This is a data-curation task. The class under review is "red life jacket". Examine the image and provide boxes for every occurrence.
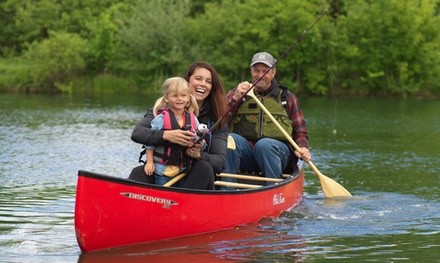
[153,109,197,167]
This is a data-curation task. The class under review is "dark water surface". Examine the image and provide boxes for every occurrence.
[1,94,439,262]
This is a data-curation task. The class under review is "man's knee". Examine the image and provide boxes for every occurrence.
[229,133,247,146]
[253,138,276,153]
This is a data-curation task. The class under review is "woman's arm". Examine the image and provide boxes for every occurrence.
[131,108,165,145]
[131,108,200,146]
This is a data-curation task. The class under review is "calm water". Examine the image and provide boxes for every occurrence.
[0,93,439,262]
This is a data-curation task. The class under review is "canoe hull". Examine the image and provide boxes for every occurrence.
[75,170,304,252]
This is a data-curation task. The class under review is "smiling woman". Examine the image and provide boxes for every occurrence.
[129,62,229,189]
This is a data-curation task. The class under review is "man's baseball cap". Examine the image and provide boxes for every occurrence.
[250,52,277,67]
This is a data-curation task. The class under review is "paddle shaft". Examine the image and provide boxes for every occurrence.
[163,172,187,187]
[247,88,351,197]
[246,90,314,167]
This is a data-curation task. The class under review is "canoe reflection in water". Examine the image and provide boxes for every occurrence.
[78,222,306,262]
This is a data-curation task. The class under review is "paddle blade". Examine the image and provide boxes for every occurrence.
[227,135,236,150]
[317,173,352,197]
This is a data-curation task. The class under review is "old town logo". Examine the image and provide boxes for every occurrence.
[120,192,178,209]
[273,193,285,205]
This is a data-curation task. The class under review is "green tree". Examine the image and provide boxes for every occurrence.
[0,0,61,55]
[118,0,192,90]
[187,0,332,93]
[337,0,440,96]
[1,0,439,96]
[85,3,129,73]
[20,31,87,92]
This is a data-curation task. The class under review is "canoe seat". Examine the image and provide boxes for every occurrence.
[214,181,262,189]
[218,173,283,183]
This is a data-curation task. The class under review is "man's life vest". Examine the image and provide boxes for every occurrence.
[153,110,198,167]
[229,87,293,141]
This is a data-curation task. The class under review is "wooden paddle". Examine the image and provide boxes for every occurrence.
[227,135,236,150]
[246,87,352,197]
[163,172,187,187]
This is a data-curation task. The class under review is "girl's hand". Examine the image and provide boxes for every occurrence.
[144,163,155,176]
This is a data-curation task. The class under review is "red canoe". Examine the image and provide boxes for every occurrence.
[74,169,304,253]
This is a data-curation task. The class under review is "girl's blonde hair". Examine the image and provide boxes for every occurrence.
[152,77,199,116]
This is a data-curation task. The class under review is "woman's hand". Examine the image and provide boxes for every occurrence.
[163,129,196,147]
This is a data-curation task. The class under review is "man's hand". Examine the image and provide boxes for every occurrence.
[295,147,311,162]
[232,81,252,101]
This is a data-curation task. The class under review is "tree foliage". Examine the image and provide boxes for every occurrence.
[20,31,87,92]
[0,0,439,97]
[117,0,192,88]
[337,0,440,96]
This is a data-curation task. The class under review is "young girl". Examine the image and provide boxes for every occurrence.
[144,77,202,186]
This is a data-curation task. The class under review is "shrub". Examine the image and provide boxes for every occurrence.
[20,31,87,92]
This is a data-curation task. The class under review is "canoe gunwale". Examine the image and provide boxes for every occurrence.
[77,169,302,195]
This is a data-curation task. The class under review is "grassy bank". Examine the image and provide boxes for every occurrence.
[1,57,439,98]
[0,57,146,94]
